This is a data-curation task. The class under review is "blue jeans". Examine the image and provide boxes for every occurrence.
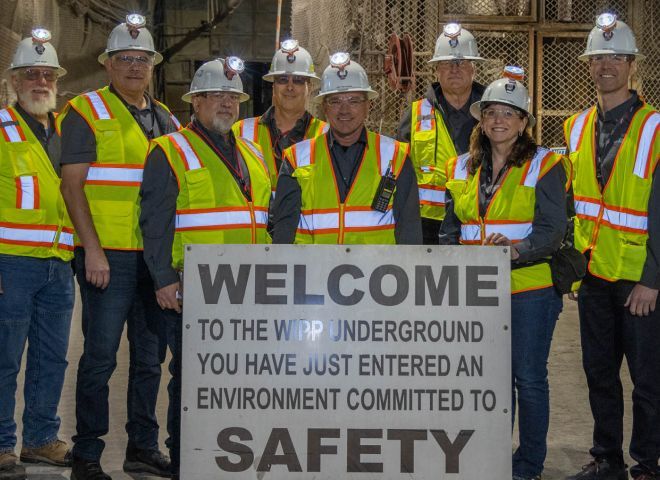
[511,287,562,478]
[0,254,74,451]
[72,248,166,461]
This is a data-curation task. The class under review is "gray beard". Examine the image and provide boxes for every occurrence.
[211,116,235,134]
[17,90,56,116]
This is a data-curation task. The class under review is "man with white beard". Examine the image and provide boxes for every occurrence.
[0,29,74,480]
[138,57,271,479]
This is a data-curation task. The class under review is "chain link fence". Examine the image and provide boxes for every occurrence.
[292,0,659,148]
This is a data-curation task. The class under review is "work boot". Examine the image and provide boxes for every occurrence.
[566,459,628,480]
[0,452,26,480]
[123,446,171,478]
[20,439,71,466]
[70,456,111,480]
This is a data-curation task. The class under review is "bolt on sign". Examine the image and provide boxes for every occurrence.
[181,244,512,479]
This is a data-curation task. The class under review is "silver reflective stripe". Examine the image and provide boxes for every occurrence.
[569,109,591,152]
[170,132,202,171]
[294,140,312,168]
[378,135,396,175]
[454,153,470,180]
[633,112,660,178]
[523,148,551,187]
[84,91,112,120]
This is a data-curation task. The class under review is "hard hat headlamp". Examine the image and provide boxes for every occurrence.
[443,23,462,39]
[281,39,299,63]
[596,13,617,40]
[224,56,245,80]
[126,14,146,39]
[126,14,146,29]
[31,28,52,44]
[330,52,351,79]
[502,65,525,82]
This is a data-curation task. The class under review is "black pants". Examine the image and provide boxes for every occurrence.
[421,218,442,245]
[578,273,660,477]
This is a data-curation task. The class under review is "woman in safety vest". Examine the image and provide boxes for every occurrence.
[439,67,569,480]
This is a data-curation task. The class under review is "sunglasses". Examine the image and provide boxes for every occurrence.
[20,69,58,82]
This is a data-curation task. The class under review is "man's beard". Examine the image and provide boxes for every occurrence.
[18,89,57,116]
[211,115,236,134]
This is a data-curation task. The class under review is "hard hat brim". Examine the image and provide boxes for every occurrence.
[6,65,67,77]
[428,55,485,63]
[578,50,645,62]
[263,71,321,86]
[181,88,250,103]
[470,100,536,128]
[98,49,163,65]
[312,88,379,104]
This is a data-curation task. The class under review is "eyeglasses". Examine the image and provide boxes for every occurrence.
[325,96,368,109]
[20,69,58,82]
[481,107,523,120]
[198,92,241,103]
[274,75,308,85]
[589,54,631,64]
[111,54,154,70]
[436,59,472,70]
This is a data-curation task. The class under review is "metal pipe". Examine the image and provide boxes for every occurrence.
[275,0,283,48]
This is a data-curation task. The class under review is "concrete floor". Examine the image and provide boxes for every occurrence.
[14,295,634,479]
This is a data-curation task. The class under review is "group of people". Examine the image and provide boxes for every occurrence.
[0,10,657,480]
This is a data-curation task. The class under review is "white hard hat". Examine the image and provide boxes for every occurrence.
[313,52,378,104]
[98,14,162,65]
[8,28,66,76]
[182,57,249,103]
[579,13,644,61]
[262,39,320,85]
[469,66,535,127]
[429,23,484,63]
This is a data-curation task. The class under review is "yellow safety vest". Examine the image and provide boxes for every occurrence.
[0,107,74,260]
[409,98,457,222]
[232,114,328,190]
[564,103,659,282]
[285,130,408,244]
[150,128,272,270]
[56,86,181,250]
[446,148,565,294]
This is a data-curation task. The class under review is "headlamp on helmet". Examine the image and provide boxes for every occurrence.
[443,23,462,48]
[126,13,146,39]
[224,56,245,80]
[330,52,351,79]
[502,65,525,82]
[31,28,51,44]
[281,39,299,64]
[596,13,617,40]
[443,23,461,39]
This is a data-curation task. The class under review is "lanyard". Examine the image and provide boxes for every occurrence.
[189,123,250,200]
[595,101,639,187]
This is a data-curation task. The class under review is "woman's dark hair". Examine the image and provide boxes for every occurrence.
[467,119,537,175]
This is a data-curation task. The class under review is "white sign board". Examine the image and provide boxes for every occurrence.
[181,245,511,479]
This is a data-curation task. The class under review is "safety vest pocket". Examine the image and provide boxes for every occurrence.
[6,142,35,176]
[89,200,135,245]
[94,119,125,164]
[0,207,46,226]
[616,240,647,279]
[184,168,216,209]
